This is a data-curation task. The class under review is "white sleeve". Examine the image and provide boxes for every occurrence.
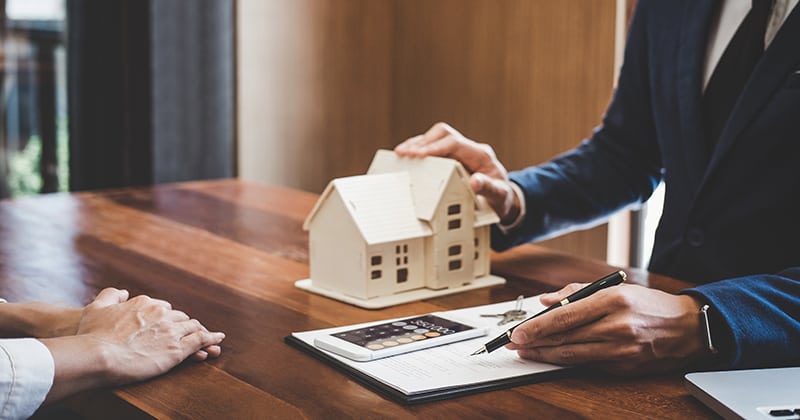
[496,181,527,234]
[0,338,55,420]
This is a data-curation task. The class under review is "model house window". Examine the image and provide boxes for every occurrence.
[396,268,408,283]
[395,243,410,266]
[371,255,382,266]
[448,219,461,230]
[371,270,381,279]
[449,260,462,271]
[448,245,462,256]
[447,204,461,215]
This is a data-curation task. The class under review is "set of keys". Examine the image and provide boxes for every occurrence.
[480,295,528,325]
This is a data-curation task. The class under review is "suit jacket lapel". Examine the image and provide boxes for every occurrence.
[703,4,800,184]
[676,0,718,191]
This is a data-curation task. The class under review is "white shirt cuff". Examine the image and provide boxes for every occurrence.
[0,338,55,420]
[497,181,527,234]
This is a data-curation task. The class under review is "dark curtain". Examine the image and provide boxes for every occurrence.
[67,0,235,191]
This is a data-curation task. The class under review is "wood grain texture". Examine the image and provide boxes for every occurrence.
[238,0,618,261]
[237,0,394,193]
[1,180,714,419]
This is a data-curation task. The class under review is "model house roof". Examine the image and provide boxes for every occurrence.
[303,172,432,245]
[367,149,499,226]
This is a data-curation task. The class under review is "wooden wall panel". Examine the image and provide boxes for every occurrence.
[237,0,393,193]
[238,0,617,260]
[389,0,617,260]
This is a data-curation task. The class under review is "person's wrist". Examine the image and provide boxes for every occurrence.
[499,181,524,226]
[673,295,709,359]
[41,334,116,403]
[680,296,723,363]
[0,303,64,337]
[31,304,82,338]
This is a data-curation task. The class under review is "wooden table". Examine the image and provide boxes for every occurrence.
[0,180,715,419]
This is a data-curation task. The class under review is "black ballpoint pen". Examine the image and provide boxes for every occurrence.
[470,270,627,356]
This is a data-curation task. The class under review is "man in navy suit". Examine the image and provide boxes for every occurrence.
[396,0,799,374]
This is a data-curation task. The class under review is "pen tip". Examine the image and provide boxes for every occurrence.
[470,347,487,356]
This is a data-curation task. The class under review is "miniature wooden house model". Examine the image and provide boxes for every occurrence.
[300,150,504,307]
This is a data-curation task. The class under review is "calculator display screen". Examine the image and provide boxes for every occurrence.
[330,315,474,351]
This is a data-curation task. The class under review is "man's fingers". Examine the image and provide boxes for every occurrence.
[469,173,514,216]
[510,294,611,344]
[203,345,222,358]
[539,283,588,306]
[91,288,130,308]
[515,340,640,366]
[395,134,426,155]
[191,349,209,361]
[190,345,222,361]
[180,330,226,358]
[395,122,455,155]
[421,122,457,145]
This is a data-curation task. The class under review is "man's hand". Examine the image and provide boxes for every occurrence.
[75,288,225,384]
[506,283,708,375]
[42,288,225,403]
[395,122,521,224]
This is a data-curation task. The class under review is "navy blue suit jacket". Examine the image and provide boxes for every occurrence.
[492,0,800,369]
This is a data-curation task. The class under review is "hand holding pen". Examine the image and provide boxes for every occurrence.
[471,270,627,356]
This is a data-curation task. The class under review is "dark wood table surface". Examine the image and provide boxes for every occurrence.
[0,179,715,419]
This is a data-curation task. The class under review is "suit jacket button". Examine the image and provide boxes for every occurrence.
[686,228,704,247]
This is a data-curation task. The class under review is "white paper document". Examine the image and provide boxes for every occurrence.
[290,297,565,396]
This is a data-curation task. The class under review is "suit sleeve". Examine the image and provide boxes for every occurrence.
[681,268,800,369]
[492,1,663,250]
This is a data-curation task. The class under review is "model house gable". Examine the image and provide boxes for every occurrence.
[303,172,432,244]
[367,149,499,226]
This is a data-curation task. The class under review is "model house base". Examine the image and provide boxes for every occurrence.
[294,275,506,309]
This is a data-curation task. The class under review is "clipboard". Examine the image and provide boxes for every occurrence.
[284,335,571,404]
[284,297,573,405]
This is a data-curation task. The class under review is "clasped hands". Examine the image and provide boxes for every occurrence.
[30,288,224,402]
[396,122,708,374]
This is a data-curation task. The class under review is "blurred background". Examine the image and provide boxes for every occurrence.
[0,0,662,268]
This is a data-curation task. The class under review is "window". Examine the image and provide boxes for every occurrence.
[370,255,382,266]
[2,0,69,197]
[448,219,461,230]
[448,245,462,256]
[448,260,462,271]
[395,243,409,267]
[447,204,461,215]
[371,270,381,279]
[396,268,408,283]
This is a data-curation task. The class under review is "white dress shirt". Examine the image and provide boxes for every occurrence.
[703,0,798,90]
[0,338,55,420]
